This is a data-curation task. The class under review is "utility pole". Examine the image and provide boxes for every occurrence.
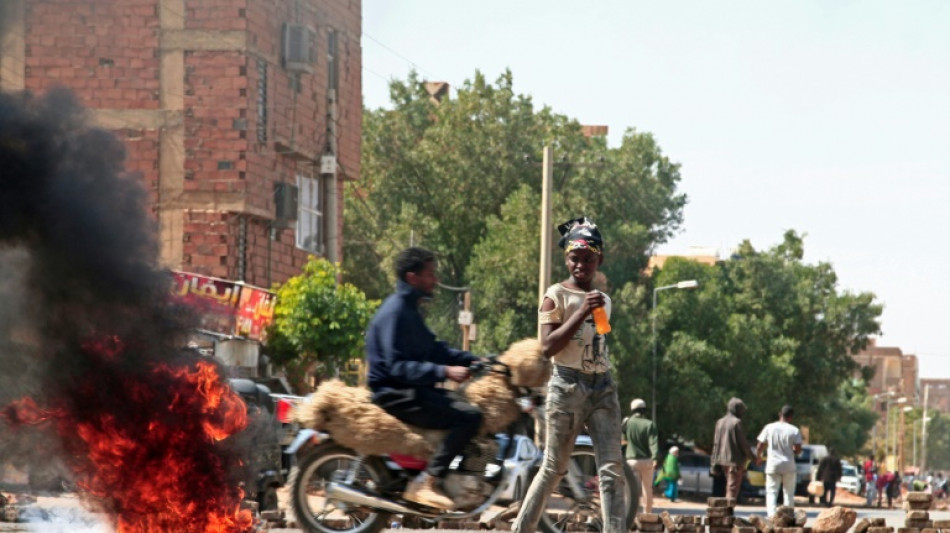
[538,146,553,338]
[460,291,472,351]
[922,384,930,473]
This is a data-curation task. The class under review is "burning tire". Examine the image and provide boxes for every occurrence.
[537,444,639,533]
[289,444,391,533]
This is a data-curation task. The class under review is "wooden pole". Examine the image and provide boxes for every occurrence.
[461,291,471,351]
[538,146,553,337]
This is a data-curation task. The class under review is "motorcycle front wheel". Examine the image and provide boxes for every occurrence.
[289,444,392,533]
[537,444,639,533]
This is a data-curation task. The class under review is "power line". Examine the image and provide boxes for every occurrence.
[362,32,434,77]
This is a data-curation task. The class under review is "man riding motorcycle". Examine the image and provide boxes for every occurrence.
[366,247,482,510]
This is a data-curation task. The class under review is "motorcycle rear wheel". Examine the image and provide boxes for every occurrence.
[537,444,639,533]
[290,444,392,533]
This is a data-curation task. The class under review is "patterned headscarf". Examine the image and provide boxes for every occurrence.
[557,217,604,256]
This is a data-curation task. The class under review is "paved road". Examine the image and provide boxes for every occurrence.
[0,492,945,532]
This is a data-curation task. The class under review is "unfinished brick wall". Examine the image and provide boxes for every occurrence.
[13,0,362,288]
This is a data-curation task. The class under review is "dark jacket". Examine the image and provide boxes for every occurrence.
[366,280,478,392]
[623,414,659,461]
[711,397,755,467]
[817,455,842,483]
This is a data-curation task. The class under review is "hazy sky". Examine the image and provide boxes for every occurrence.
[362,1,950,379]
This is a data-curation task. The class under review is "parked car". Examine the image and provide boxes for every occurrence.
[677,451,714,496]
[840,462,863,495]
[741,460,766,503]
[487,433,541,502]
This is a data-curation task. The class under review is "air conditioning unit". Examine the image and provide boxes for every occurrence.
[282,23,316,73]
[274,182,299,224]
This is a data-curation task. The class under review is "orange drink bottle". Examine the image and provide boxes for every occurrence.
[591,305,611,335]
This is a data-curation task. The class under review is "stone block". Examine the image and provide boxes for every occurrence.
[908,512,931,521]
[811,506,856,533]
[708,507,735,518]
[907,492,933,503]
[709,497,737,507]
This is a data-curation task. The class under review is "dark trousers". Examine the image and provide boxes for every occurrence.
[821,481,837,505]
[373,387,483,479]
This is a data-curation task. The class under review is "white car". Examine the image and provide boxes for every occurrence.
[489,434,541,502]
[839,462,863,495]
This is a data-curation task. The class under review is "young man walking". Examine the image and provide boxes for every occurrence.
[756,405,803,517]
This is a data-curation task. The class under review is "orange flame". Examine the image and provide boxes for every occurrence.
[3,353,256,533]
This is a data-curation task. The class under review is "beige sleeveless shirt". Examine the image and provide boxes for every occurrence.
[538,283,611,374]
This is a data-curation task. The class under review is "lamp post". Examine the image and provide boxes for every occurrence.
[912,416,933,471]
[651,279,699,421]
[884,396,907,469]
[900,405,913,473]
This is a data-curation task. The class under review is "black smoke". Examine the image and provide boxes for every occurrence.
[0,89,253,531]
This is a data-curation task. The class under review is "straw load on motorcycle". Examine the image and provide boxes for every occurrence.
[292,338,549,458]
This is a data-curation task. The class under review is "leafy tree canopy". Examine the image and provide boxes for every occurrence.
[346,69,686,350]
[267,258,379,387]
[651,231,882,454]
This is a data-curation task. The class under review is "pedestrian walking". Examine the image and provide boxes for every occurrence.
[817,450,842,507]
[863,455,876,507]
[655,446,681,502]
[886,470,901,508]
[623,398,658,513]
[755,405,803,518]
[711,397,756,500]
[876,470,893,508]
[513,217,626,533]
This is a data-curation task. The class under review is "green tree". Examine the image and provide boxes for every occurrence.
[267,258,379,389]
[347,69,686,353]
[651,232,882,452]
[924,412,950,471]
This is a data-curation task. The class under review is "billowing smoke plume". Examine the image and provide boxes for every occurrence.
[0,89,253,531]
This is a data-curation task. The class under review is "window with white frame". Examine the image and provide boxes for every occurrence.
[296,173,324,254]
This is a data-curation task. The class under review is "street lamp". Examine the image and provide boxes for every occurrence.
[651,279,699,421]
[884,396,907,468]
[912,416,933,470]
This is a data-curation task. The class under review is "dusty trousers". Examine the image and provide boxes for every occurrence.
[513,366,625,533]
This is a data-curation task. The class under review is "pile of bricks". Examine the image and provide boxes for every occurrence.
[745,505,807,533]
[661,510,704,533]
[853,517,892,533]
[635,511,665,533]
[705,497,739,533]
[899,491,950,533]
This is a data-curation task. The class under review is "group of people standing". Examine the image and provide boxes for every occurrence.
[622,395,809,519]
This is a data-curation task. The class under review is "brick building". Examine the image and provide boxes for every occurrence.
[919,379,950,414]
[0,0,361,288]
[853,338,920,404]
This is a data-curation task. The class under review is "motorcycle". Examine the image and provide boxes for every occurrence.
[285,338,639,533]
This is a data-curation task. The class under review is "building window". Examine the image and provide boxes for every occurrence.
[296,173,324,254]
